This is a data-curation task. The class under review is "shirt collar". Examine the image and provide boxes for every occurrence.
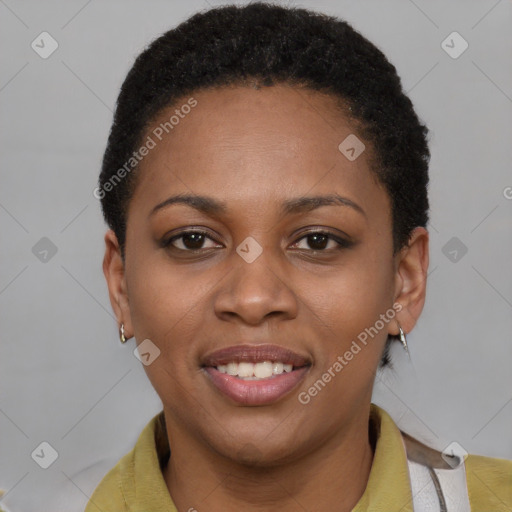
[353,404,414,511]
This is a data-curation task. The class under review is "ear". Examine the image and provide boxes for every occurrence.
[102,229,133,339]
[390,227,429,336]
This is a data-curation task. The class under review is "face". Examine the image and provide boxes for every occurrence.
[104,83,428,465]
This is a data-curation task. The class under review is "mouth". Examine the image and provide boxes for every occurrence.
[201,344,312,405]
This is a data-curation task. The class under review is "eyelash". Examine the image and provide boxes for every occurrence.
[162,229,353,253]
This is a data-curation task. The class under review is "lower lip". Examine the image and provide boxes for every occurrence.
[203,366,310,406]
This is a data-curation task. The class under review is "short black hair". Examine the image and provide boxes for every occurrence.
[98,1,430,367]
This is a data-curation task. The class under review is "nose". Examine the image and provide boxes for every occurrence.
[213,244,299,326]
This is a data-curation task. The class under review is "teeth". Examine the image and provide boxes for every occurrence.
[254,361,273,378]
[238,362,254,378]
[273,362,284,374]
[226,362,238,376]
[215,361,297,379]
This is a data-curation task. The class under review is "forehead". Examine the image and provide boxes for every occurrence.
[128,84,388,222]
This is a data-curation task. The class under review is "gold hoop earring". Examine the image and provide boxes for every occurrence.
[397,323,409,355]
[120,323,127,344]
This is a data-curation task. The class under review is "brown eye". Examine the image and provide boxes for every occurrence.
[164,230,220,251]
[292,231,353,252]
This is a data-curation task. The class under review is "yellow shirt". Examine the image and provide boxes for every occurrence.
[85,404,512,511]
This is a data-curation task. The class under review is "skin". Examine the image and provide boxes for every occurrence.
[103,83,429,512]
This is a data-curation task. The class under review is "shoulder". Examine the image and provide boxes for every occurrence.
[465,453,512,510]
[85,412,166,512]
[84,453,131,512]
[466,451,512,473]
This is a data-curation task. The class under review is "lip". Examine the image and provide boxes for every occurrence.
[201,344,311,406]
[203,366,310,405]
[201,344,311,367]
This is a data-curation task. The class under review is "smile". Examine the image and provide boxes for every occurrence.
[201,344,311,405]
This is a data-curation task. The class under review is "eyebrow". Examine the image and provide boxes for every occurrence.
[150,193,367,219]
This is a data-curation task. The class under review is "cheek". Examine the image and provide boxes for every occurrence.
[312,255,394,335]
[126,261,209,410]
[126,256,207,359]
[304,271,393,409]
[301,253,394,389]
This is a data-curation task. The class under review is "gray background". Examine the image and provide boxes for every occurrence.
[1,0,511,510]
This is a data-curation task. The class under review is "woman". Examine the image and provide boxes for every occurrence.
[86,2,511,511]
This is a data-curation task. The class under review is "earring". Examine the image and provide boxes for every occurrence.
[397,323,409,355]
[120,323,127,344]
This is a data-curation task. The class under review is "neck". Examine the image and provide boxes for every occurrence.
[162,407,375,512]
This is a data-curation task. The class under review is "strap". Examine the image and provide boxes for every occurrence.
[406,446,471,511]
[407,459,443,511]
[430,464,471,512]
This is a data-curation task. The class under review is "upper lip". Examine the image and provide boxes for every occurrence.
[201,344,311,367]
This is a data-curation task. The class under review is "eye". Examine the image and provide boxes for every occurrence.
[162,228,353,253]
[291,230,352,252]
[163,230,221,251]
